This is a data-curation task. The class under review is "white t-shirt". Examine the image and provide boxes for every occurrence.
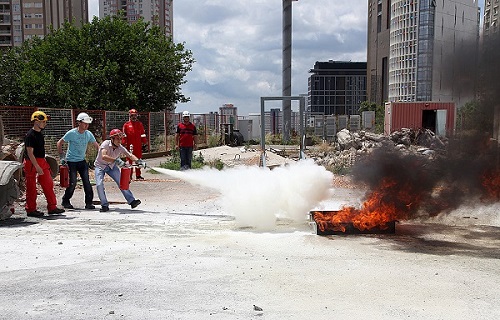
[94,140,132,170]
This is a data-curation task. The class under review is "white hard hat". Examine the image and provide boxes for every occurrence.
[182,111,190,117]
[76,112,93,124]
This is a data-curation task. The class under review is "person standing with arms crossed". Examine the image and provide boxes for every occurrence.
[175,111,197,170]
[57,112,99,210]
[122,109,147,180]
[23,111,65,217]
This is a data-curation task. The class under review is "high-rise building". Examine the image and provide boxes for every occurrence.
[483,0,500,37]
[100,0,173,38]
[367,0,480,108]
[482,2,500,142]
[308,61,367,115]
[0,0,88,49]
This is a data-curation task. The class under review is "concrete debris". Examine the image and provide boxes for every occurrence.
[308,128,447,170]
[197,145,294,168]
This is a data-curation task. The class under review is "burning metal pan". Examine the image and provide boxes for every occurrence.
[309,211,396,235]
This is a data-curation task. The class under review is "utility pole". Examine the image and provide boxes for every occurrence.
[282,0,297,142]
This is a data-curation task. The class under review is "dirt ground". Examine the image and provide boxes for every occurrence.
[1,151,499,320]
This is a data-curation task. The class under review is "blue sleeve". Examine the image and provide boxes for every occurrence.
[62,129,72,142]
[87,131,97,143]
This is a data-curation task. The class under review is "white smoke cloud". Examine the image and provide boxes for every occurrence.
[153,159,333,230]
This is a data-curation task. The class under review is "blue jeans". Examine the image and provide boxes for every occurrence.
[63,160,94,206]
[179,147,193,170]
[95,165,135,207]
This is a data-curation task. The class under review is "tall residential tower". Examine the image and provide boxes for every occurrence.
[0,0,88,48]
[99,0,173,38]
[483,0,499,37]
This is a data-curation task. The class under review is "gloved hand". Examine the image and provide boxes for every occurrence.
[114,157,125,168]
[59,153,66,165]
[136,159,147,169]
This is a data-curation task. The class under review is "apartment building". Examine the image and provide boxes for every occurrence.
[482,1,500,142]
[367,0,480,108]
[0,0,88,48]
[308,60,367,115]
[484,0,500,37]
[99,0,173,38]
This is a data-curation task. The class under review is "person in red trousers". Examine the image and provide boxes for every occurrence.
[122,109,147,180]
[23,111,65,217]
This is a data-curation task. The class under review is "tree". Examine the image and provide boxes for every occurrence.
[0,46,24,106]
[358,101,384,133]
[0,15,194,111]
[456,100,493,133]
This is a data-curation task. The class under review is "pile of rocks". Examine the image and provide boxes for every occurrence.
[307,128,448,172]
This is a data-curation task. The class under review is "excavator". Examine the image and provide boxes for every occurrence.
[0,115,23,220]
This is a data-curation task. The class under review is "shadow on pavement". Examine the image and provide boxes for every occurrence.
[41,214,75,220]
[367,223,500,259]
[0,217,37,227]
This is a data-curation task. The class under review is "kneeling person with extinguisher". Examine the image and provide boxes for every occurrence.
[94,129,146,212]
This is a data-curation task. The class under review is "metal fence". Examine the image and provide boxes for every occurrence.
[1,106,377,154]
[0,106,175,157]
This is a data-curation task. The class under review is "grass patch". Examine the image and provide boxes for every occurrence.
[158,151,224,171]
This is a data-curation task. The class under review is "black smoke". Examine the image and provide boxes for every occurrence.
[350,136,499,220]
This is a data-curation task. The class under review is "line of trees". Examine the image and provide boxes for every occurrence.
[0,15,194,112]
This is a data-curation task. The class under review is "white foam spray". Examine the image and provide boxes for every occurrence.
[153,159,333,230]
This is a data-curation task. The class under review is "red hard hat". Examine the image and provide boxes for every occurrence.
[109,129,125,138]
[129,109,138,115]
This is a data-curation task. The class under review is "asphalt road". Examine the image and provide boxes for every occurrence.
[1,156,499,320]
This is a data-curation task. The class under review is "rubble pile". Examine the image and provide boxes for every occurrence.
[307,128,448,172]
[1,138,22,161]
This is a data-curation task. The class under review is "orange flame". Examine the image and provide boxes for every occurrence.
[314,177,422,232]
[481,169,500,200]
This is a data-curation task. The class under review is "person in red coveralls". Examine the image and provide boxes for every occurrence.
[175,111,197,170]
[23,111,65,217]
[122,109,147,180]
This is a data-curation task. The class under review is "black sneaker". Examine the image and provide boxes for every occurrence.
[85,204,96,210]
[100,206,109,212]
[27,210,44,218]
[62,202,74,209]
[130,199,141,209]
[48,208,65,215]
[136,176,145,180]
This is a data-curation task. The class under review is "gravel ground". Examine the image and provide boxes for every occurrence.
[1,151,499,320]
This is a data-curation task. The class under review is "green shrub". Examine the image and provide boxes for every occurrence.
[158,151,224,170]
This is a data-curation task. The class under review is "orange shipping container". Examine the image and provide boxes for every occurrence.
[384,102,455,136]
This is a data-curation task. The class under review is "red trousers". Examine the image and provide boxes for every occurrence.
[23,158,57,212]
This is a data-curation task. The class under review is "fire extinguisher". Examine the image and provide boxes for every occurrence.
[129,144,134,178]
[119,165,131,190]
[59,165,69,188]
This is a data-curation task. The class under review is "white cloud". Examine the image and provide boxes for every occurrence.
[88,0,369,115]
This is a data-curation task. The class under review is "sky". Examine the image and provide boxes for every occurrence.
[88,0,367,115]
[88,0,482,116]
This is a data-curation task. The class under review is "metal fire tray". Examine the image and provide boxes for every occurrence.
[309,211,396,235]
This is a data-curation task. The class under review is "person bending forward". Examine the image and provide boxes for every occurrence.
[94,129,144,212]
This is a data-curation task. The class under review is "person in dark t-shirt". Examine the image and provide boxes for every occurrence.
[23,111,65,217]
